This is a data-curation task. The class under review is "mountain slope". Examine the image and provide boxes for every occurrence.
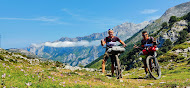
[86,1,190,69]
[26,21,150,66]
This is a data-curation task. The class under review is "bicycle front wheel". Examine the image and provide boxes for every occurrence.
[146,56,161,80]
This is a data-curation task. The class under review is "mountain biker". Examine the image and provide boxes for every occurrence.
[133,31,157,78]
[101,29,126,76]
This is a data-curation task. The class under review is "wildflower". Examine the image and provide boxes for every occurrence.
[52,79,56,81]
[87,82,89,84]
[21,69,24,72]
[61,74,63,76]
[3,86,6,88]
[75,81,77,83]
[48,76,51,79]
[25,82,32,86]
[2,73,6,78]
[63,85,65,87]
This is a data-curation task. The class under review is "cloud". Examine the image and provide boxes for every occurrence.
[0,16,69,24]
[61,8,79,17]
[32,40,101,47]
[141,9,158,14]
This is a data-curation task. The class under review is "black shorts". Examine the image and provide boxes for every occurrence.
[103,53,117,66]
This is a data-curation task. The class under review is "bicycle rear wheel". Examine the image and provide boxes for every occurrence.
[146,56,161,80]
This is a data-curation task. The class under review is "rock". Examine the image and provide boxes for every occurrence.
[138,68,144,70]
[149,83,154,86]
[120,80,123,82]
[107,76,112,79]
[184,49,188,53]
[159,82,166,84]
[123,73,131,76]
[175,49,183,53]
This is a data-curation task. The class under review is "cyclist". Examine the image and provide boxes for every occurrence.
[134,31,157,78]
[101,29,126,76]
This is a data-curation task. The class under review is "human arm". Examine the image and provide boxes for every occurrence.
[119,40,126,47]
[101,39,106,46]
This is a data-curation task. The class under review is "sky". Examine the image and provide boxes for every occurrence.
[0,0,190,49]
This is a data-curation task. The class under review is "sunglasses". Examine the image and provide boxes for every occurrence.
[142,34,148,36]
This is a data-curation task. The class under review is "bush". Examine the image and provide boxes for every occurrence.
[174,29,188,44]
[169,16,178,27]
[55,61,62,67]
[0,55,4,61]
[183,12,190,21]
[162,22,168,29]
[9,59,17,63]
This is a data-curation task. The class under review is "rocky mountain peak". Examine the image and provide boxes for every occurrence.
[160,1,190,22]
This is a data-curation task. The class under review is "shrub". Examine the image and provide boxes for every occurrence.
[55,61,62,67]
[0,55,4,61]
[174,29,188,44]
[162,22,168,29]
[169,16,178,27]
[9,59,17,63]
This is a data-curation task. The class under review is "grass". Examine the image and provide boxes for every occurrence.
[1,57,190,88]
[1,46,190,88]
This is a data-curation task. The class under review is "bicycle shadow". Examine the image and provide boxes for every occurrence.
[126,77,144,79]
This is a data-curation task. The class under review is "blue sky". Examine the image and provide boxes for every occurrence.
[0,0,189,49]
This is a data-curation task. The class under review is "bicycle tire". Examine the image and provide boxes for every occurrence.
[146,56,161,80]
[115,55,122,79]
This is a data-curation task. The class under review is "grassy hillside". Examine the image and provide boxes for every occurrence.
[1,47,190,87]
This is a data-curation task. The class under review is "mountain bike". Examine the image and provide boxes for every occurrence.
[137,44,161,80]
[146,52,161,79]
[104,46,125,79]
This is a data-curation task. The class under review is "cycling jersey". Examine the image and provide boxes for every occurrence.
[141,36,154,48]
[104,36,120,47]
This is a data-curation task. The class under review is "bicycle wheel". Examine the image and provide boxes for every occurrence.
[115,55,122,79]
[146,56,161,80]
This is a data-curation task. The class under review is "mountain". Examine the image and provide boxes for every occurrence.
[86,1,190,69]
[122,1,190,46]
[25,21,150,66]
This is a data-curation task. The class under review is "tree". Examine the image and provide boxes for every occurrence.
[163,39,172,46]
[169,16,177,23]
[169,16,178,28]
[183,12,190,21]
[174,29,188,44]
[161,22,168,29]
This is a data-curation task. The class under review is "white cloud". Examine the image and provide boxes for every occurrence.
[32,40,101,47]
[0,16,69,24]
[61,8,79,17]
[141,9,158,14]
[0,17,57,22]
